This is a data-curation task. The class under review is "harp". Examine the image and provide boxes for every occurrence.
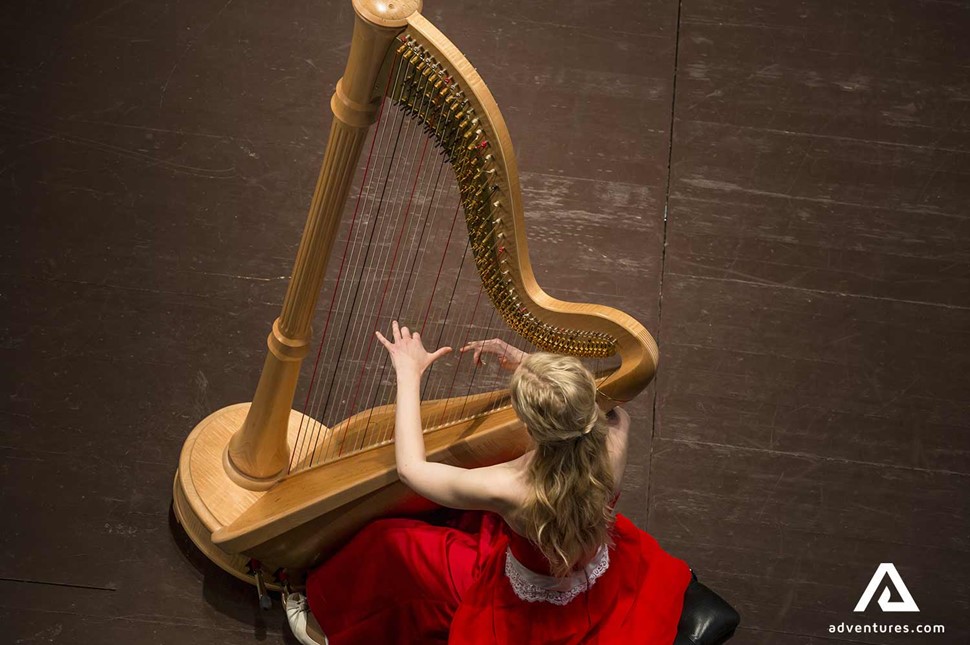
[172,0,658,585]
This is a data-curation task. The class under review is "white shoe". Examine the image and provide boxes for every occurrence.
[284,592,328,645]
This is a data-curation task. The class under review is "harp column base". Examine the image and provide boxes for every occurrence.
[223,447,285,492]
[172,402,312,587]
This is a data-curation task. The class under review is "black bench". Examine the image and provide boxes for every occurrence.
[674,571,741,644]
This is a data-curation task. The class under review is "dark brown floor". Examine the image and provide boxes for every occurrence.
[2,1,967,643]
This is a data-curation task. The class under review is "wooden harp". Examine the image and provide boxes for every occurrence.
[173,0,658,584]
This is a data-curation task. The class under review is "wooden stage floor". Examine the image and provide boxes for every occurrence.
[1,1,967,643]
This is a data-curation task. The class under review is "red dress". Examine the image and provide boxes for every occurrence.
[306,511,691,644]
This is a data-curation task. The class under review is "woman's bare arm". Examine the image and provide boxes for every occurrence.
[604,407,631,491]
[376,321,519,512]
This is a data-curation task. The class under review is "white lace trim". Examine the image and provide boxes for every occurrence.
[503,544,610,606]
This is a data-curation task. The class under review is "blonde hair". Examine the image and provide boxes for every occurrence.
[510,353,615,577]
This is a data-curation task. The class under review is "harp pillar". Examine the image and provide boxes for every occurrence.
[225,0,423,487]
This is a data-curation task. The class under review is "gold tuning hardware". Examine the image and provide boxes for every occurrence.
[382,38,621,362]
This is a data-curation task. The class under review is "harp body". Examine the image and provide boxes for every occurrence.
[173,0,658,584]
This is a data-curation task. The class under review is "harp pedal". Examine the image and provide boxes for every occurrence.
[248,559,272,610]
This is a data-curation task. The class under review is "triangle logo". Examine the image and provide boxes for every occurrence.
[853,563,920,613]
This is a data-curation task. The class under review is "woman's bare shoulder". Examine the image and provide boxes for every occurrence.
[485,451,533,515]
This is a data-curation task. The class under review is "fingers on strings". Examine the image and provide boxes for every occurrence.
[377,321,455,360]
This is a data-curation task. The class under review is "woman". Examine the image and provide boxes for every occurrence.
[285,322,692,644]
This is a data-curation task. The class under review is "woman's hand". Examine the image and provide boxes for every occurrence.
[375,320,452,377]
[460,338,529,371]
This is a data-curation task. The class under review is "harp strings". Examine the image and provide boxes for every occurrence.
[287,59,399,473]
[331,84,462,460]
[364,156,451,447]
[313,99,422,463]
[288,45,533,474]
[289,55,409,471]
[339,59,464,457]
[323,96,433,458]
